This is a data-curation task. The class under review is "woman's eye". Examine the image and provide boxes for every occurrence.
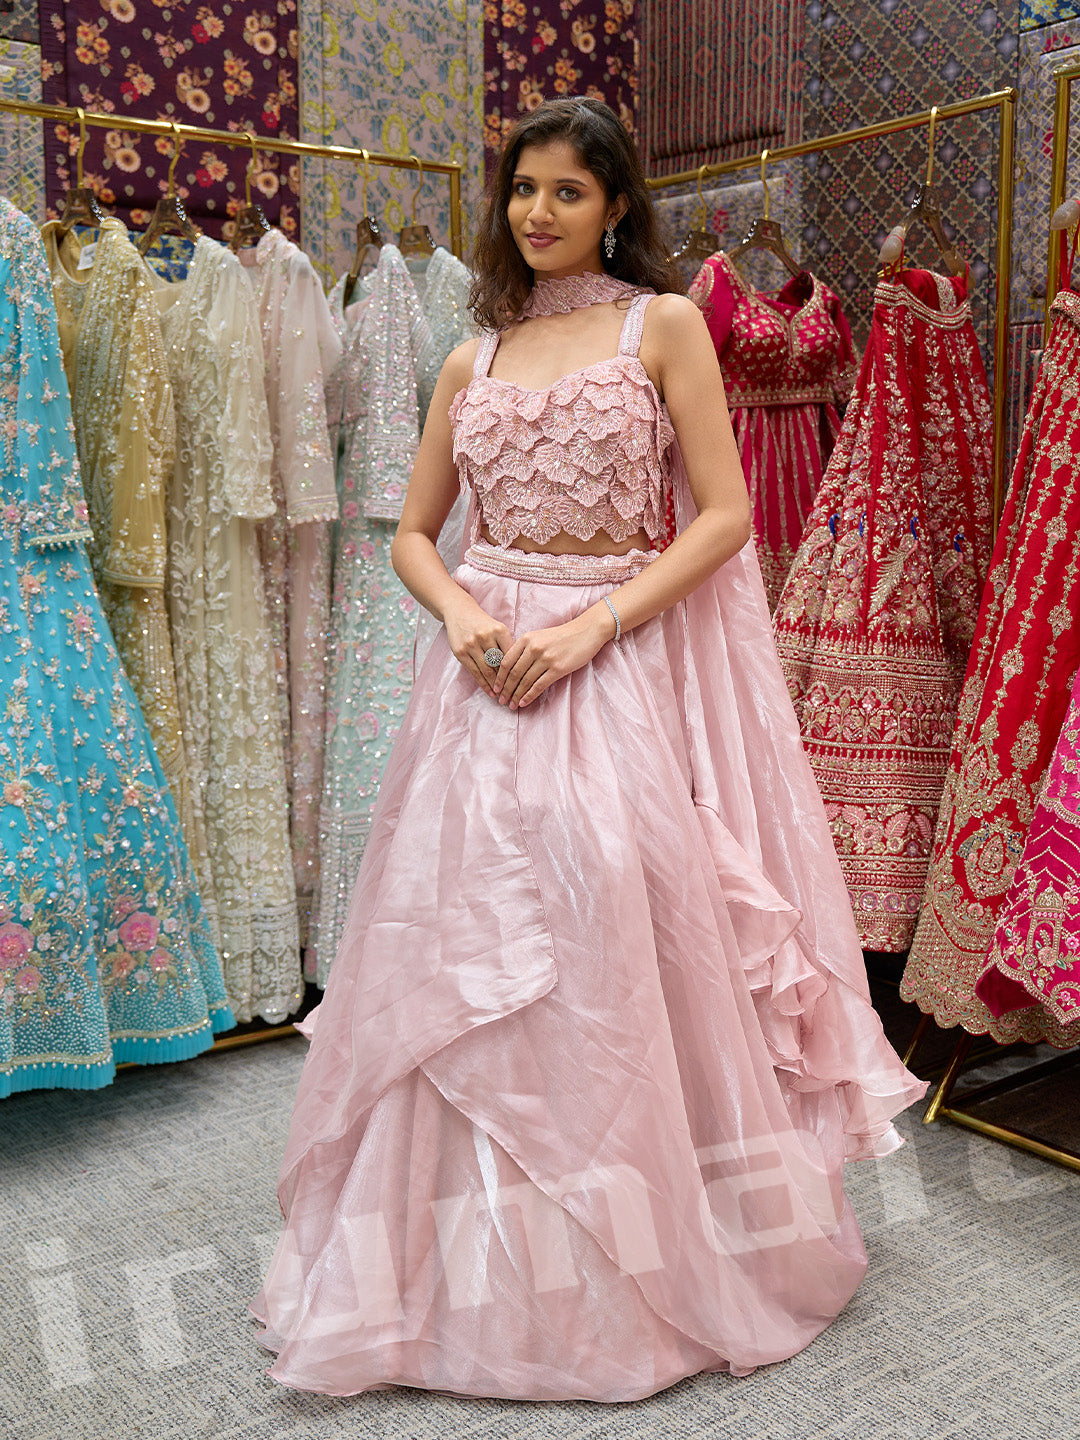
[557,188,579,202]
[513,181,533,195]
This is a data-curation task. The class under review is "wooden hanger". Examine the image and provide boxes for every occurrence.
[57,107,109,233]
[342,148,384,307]
[669,164,720,264]
[725,148,802,278]
[398,154,437,257]
[138,122,202,255]
[878,106,965,277]
[230,130,273,251]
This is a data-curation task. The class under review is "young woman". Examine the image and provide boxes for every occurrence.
[251,98,925,1403]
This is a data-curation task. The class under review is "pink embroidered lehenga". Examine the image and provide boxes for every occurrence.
[689,252,855,611]
[251,274,924,1402]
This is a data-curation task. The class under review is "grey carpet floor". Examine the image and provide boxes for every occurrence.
[2,1034,1078,1440]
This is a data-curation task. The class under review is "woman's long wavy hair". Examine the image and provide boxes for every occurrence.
[469,97,682,331]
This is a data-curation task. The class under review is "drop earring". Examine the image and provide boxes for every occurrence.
[604,221,616,259]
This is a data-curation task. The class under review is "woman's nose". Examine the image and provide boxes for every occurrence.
[527,190,554,223]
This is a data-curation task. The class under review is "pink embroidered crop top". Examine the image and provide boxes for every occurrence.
[448,291,675,548]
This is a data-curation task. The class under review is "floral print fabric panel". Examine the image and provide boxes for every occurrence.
[1021,0,1080,29]
[39,0,300,241]
[299,1,485,287]
[483,0,638,177]
[0,40,44,219]
[0,0,36,42]
[0,198,232,1096]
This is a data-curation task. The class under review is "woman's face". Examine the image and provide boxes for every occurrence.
[506,139,623,279]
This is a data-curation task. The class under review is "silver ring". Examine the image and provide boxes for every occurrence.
[484,647,504,669]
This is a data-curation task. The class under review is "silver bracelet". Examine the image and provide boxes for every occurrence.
[603,594,622,643]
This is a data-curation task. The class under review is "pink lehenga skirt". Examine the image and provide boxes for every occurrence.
[251,528,924,1402]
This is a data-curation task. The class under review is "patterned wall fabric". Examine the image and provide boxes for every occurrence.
[483,0,638,178]
[299,1,485,287]
[639,0,804,176]
[38,0,300,240]
[1012,21,1080,324]
[0,0,36,43]
[799,0,1018,359]
[1022,0,1080,29]
[0,39,44,218]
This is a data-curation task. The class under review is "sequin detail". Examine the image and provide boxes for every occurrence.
[519,270,645,319]
[450,296,674,548]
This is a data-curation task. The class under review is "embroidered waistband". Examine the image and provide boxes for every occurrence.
[463,541,659,585]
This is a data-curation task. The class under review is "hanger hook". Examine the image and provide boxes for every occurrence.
[74,106,88,189]
[167,121,183,197]
[760,147,771,222]
[926,104,938,190]
[409,154,424,223]
[360,147,372,215]
[244,129,259,207]
[695,163,709,227]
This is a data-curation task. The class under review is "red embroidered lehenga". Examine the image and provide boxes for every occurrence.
[690,253,856,611]
[902,278,1080,1045]
[773,267,994,952]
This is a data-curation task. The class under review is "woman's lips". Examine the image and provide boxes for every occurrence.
[526,234,558,248]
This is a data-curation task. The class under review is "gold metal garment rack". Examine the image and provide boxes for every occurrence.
[1045,60,1080,332]
[917,73,1080,1175]
[0,95,464,257]
[0,95,462,1062]
[646,89,1018,528]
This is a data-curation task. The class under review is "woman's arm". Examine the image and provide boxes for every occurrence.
[390,340,515,699]
[496,294,752,708]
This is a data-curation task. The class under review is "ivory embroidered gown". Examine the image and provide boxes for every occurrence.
[251,273,924,1401]
[239,229,341,942]
[313,246,475,984]
[148,238,301,1024]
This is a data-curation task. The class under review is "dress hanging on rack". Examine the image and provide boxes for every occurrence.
[774,266,993,952]
[147,236,301,1024]
[238,229,341,945]
[310,244,427,985]
[975,661,1080,1034]
[902,278,1080,1045]
[0,199,232,1096]
[40,217,204,883]
[689,251,855,611]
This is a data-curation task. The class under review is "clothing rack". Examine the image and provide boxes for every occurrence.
[1045,61,1080,329]
[914,68,1080,1175]
[646,89,1018,529]
[0,94,464,1061]
[0,95,464,257]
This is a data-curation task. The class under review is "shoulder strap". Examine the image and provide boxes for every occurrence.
[618,292,654,358]
[473,328,500,377]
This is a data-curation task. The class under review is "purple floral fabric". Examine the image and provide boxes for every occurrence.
[483,0,637,176]
[39,0,300,241]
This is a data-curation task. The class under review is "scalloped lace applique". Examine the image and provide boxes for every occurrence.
[449,356,674,547]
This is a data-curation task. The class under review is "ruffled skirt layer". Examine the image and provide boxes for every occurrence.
[252,542,924,1401]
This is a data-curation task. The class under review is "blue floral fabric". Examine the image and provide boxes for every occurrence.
[0,197,233,1097]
